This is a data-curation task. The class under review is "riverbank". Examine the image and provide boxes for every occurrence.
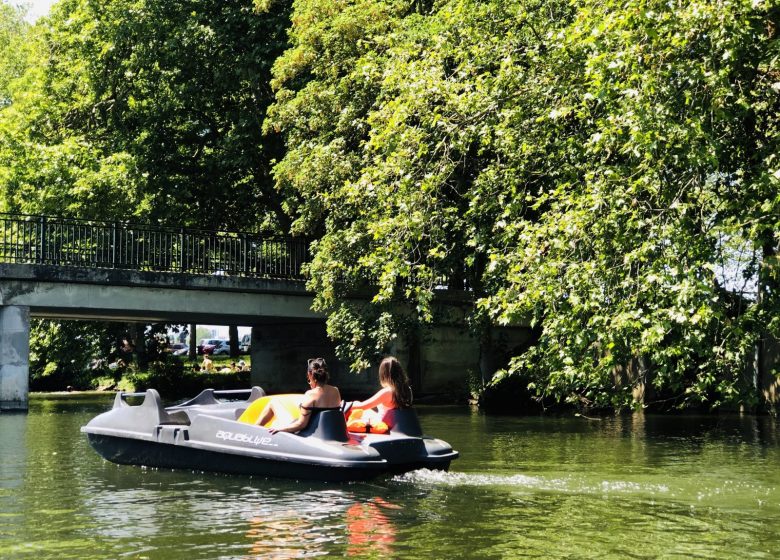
[27,354,252,399]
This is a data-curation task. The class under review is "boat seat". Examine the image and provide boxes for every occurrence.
[298,409,350,442]
[159,410,191,425]
[385,409,423,437]
[99,389,192,431]
[175,386,266,408]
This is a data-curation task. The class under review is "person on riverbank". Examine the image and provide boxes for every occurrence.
[201,353,214,373]
[348,357,412,429]
[254,357,342,434]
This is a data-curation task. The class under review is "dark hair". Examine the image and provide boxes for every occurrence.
[378,357,412,408]
[307,357,329,384]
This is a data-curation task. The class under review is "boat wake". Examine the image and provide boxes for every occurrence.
[393,469,670,497]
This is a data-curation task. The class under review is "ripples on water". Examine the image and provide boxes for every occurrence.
[2,396,780,559]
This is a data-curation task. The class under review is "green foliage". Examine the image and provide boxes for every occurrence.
[0,2,30,106]
[480,0,780,411]
[5,0,780,412]
[196,326,214,342]
[0,0,292,229]
[121,361,250,399]
[28,319,124,390]
[269,0,780,410]
[1,1,292,391]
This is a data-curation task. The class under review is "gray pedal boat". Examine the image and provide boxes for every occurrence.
[81,387,459,482]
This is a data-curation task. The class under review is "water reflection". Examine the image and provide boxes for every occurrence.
[241,491,399,558]
[345,497,398,556]
[245,512,324,558]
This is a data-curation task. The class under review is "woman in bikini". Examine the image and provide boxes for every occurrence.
[254,357,342,434]
[349,357,412,426]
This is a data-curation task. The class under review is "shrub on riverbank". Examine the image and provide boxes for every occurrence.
[117,367,250,400]
[90,355,252,399]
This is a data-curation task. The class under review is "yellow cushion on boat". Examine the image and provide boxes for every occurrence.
[237,394,303,426]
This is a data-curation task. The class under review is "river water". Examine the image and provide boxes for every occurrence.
[2,394,780,559]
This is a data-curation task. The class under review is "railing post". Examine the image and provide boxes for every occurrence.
[179,228,185,272]
[38,216,47,264]
[111,220,118,268]
[242,233,248,275]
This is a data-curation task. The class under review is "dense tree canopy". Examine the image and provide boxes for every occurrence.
[0,0,292,387]
[0,0,291,230]
[1,0,778,410]
[267,0,780,410]
[0,2,30,106]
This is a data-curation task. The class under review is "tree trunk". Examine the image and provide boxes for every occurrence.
[229,325,240,358]
[189,323,197,359]
[131,323,148,370]
[758,236,780,411]
[406,327,422,396]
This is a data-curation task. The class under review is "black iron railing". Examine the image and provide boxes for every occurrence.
[0,213,310,280]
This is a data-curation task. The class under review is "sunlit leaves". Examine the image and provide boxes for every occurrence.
[0,0,292,230]
[268,0,779,411]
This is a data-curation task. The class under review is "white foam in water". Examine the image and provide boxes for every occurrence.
[394,469,670,497]
[396,469,552,488]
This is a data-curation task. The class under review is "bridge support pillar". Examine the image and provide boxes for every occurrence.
[0,305,30,411]
[249,322,374,396]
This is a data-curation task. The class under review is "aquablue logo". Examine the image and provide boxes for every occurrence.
[216,430,276,447]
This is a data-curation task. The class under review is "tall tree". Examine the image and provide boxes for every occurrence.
[267,0,780,411]
[481,0,780,411]
[0,2,30,106]
[0,0,292,230]
[0,0,294,386]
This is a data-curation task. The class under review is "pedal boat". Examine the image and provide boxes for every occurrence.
[81,387,459,482]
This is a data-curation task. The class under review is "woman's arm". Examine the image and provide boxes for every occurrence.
[353,387,393,410]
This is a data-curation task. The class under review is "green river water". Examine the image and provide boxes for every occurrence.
[2,393,780,559]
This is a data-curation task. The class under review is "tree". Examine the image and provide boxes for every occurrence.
[481,0,780,411]
[0,0,294,387]
[28,319,129,390]
[0,0,292,230]
[265,0,573,369]
[267,0,780,411]
[0,2,30,106]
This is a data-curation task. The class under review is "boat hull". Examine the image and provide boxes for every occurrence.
[81,388,458,482]
[86,433,390,482]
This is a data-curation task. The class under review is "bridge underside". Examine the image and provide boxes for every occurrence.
[0,264,326,409]
[0,263,320,324]
[28,308,314,323]
[0,264,531,410]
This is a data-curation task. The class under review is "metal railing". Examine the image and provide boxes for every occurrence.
[0,213,310,280]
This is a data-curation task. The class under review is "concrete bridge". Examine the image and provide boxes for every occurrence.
[0,214,529,410]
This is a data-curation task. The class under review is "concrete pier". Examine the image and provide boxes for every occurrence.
[0,305,30,410]
[249,320,532,401]
[250,322,375,396]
